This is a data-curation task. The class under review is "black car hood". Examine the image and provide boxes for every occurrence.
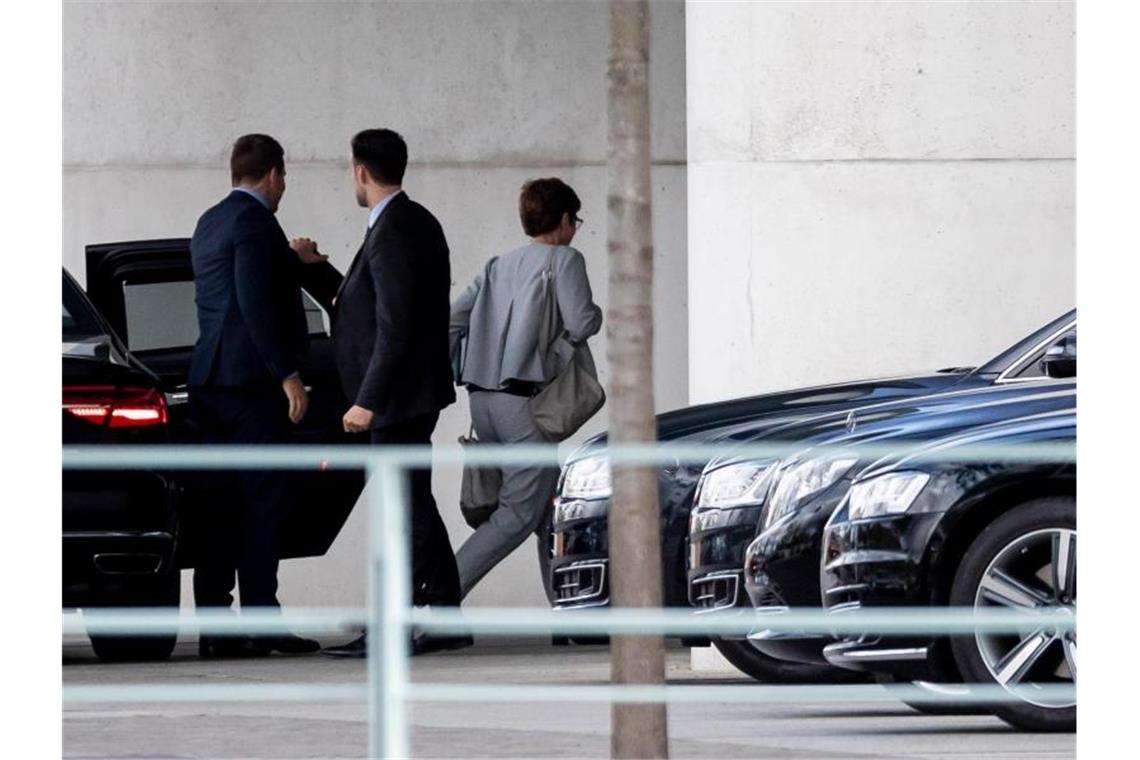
[706,380,1076,471]
[856,407,1077,482]
[568,371,975,461]
[655,373,980,439]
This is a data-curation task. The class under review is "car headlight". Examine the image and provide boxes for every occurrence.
[696,462,772,509]
[762,454,858,530]
[561,456,611,500]
[846,471,931,520]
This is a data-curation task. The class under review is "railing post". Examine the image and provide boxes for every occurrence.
[367,458,411,759]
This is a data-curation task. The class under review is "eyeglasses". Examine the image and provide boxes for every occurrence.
[573,216,584,230]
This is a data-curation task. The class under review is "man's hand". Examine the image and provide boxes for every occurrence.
[290,237,328,265]
[282,375,309,424]
[343,405,374,433]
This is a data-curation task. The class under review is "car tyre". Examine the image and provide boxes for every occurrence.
[948,496,1076,732]
[87,570,180,663]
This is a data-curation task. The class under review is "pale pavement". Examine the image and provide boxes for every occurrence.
[63,637,1075,759]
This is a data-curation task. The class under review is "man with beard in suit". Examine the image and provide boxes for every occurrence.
[298,129,467,658]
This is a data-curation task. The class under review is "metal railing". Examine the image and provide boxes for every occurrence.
[62,440,1076,759]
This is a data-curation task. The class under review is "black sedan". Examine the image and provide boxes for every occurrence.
[63,269,182,661]
[820,409,1076,732]
[64,239,365,660]
[550,312,1075,660]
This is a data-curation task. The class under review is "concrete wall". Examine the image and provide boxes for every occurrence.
[64,0,688,609]
[65,0,1076,620]
[687,0,1075,403]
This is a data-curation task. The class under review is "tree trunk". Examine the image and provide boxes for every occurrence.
[606,1,667,758]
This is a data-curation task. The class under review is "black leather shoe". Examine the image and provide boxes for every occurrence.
[199,635,270,659]
[258,633,320,655]
[321,633,367,658]
[411,632,474,657]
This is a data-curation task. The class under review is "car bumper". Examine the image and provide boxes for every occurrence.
[63,530,178,607]
[738,488,850,665]
[62,471,180,607]
[551,500,610,608]
[551,490,692,611]
[687,505,763,611]
[63,471,178,533]
[744,606,833,665]
[819,511,947,678]
[820,602,936,678]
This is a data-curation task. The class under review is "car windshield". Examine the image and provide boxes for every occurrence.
[62,271,104,340]
[975,309,1076,376]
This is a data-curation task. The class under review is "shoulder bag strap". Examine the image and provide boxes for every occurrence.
[536,246,559,372]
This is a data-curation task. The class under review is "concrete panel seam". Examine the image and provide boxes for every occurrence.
[64,159,690,172]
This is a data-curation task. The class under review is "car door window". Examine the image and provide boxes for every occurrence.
[1011,328,1077,379]
[121,280,199,351]
[120,281,328,352]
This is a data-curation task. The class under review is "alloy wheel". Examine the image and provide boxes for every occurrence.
[973,527,1076,708]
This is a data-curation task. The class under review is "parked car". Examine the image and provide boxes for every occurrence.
[63,269,182,661]
[550,310,1075,663]
[716,380,1074,681]
[64,239,366,661]
[820,409,1076,732]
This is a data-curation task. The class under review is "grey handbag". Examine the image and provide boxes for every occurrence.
[529,247,607,441]
[458,425,500,529]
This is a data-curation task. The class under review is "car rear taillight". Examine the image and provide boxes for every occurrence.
[63,386,168,428]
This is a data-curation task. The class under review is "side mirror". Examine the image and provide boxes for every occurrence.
[1041,336,1077,379]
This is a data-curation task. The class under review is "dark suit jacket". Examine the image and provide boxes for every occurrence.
[188,190,309,388]
[322,192,457,428]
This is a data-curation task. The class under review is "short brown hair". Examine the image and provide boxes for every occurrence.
[230,134,284,185]
[519,178,581,236]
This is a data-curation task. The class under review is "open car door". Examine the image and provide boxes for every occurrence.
[85,239,365,562]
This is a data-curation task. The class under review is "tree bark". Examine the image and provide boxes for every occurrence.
[607,1,667,757]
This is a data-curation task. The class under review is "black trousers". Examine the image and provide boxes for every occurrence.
[371,412,461,607]
[190,387,289,610]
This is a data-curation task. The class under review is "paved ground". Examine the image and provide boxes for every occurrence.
[63,636,1075,759]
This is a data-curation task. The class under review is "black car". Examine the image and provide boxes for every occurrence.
[819,409,1076,732]
[549,311,1075,638]
[64,239,365,661]
[63,269,183,661]
[722,380,1074,675]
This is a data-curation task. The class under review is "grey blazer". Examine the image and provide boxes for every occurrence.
[450,242,602,389]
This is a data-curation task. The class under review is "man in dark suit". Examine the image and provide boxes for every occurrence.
[314,129,467,658]
[188,133,321,657]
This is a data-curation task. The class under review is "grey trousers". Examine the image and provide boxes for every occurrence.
[455,391,559,599]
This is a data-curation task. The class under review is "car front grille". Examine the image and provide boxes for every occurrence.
[690,571,741,610]
[552,561,608,606]
[750,585,787,609]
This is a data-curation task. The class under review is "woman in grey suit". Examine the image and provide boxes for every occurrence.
[449,178,603,599]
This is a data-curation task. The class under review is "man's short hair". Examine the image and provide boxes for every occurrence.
[230,134,285,185]
[351,129,408,186]
[519,178,581,236]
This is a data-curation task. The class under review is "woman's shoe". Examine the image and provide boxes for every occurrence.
[320,633,368,658]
